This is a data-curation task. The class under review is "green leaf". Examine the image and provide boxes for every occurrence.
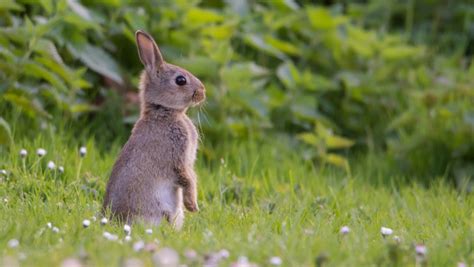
[23,61,68,92]
[185,7,224,26]
[264,36,300,56]
[39,0,54,14]
[297,132,319,146]
[323,153,349,169]
[325,135,354,149]
[0,117,12,146]
[3,92,51,119]
[67,0,93,21]
[276,62,299,90]
[175,56,219,80]
[244,34,285,59]
[70,103,98,113]
[381,46,423,61]
[67,44,123,85]
[0,0,23,11]
[306,7,335,30]
[202,24,235,40]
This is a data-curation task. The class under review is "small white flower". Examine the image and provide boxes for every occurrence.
[8,239,19,248]
[52,226,60,233]
[37,148,47,157]
[61,258,82,267]
[393,235,401,243]
[304,228,315,235]
[381,227,393,237]
[219,249,230,259]
[82,219,91,228]
[152,247,179,267]
[124,224,131,235]
[18,252,27,260]
[145,228,153,235]
[103,231,118,241]
[58,166,64,173]
[47,222,52,228]
[91,216,97,221]
[124,235,132,242]
[47,161,56,170]
[103,232,111,239]
[100,217,108,225]
[133,240,145,252]
[0,169,7,176]
[3,197,8,203]
[184,249,198,260]
[20,149,27,158]
[237,256,249,264]
[458,262,467,267]
[415,244,427,256]
[269,256,282,266]
[79,147,87,157]
[340,226,350,235]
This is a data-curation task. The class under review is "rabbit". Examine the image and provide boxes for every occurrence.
[103,30,205,229]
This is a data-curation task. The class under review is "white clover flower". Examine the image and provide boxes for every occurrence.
[458,262,467,267]
[0,169,7,176]
[79,147,87,157]
[415,244,427,256]
[46,222,52,228]
[381,227,393,237]
[18,252,27,261]
[47,161,56,170]
[82,219,91,228]
[269,256,282,266]
[133,240,145,252]
[340,226,350,235]
[124,224,131,235]
[20,149,27,158]
[8,239,19,248]
[393,235,401,243]
[58,166,64,173]
[152,247,179,267]
[219,249,230,259]
[37,148,47,157]
[145,228,153,235]
[184,249,198,260]
[124,235,132,242]
[100,217,108,225]
[52,227,60,233]
[61,258,82,267]
[103,232,118,241]
[103,232,111,239]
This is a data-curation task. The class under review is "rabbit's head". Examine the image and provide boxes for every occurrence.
[135,30,206,111]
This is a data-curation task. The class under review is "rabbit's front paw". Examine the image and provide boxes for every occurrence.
[184,196,199,212]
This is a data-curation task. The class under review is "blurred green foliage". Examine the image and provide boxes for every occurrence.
[0,0,473,182]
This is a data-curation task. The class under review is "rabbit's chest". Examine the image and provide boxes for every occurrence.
[182,118,198,164]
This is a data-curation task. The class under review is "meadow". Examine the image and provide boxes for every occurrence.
[1,131,472,266]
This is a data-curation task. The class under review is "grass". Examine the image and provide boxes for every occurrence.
[0,129,473,266]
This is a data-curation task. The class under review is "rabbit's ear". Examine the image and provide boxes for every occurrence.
[135,30,164,71]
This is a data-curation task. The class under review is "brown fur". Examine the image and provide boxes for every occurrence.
[103,30,205,229]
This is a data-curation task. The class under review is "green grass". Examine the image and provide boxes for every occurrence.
[0,131,472,266]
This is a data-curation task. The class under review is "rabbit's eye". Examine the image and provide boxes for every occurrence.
[175,75,187,86]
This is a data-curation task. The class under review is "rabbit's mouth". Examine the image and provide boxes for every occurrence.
[191,88,206,105]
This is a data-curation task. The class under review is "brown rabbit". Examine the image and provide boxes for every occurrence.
[103,30,205,229]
